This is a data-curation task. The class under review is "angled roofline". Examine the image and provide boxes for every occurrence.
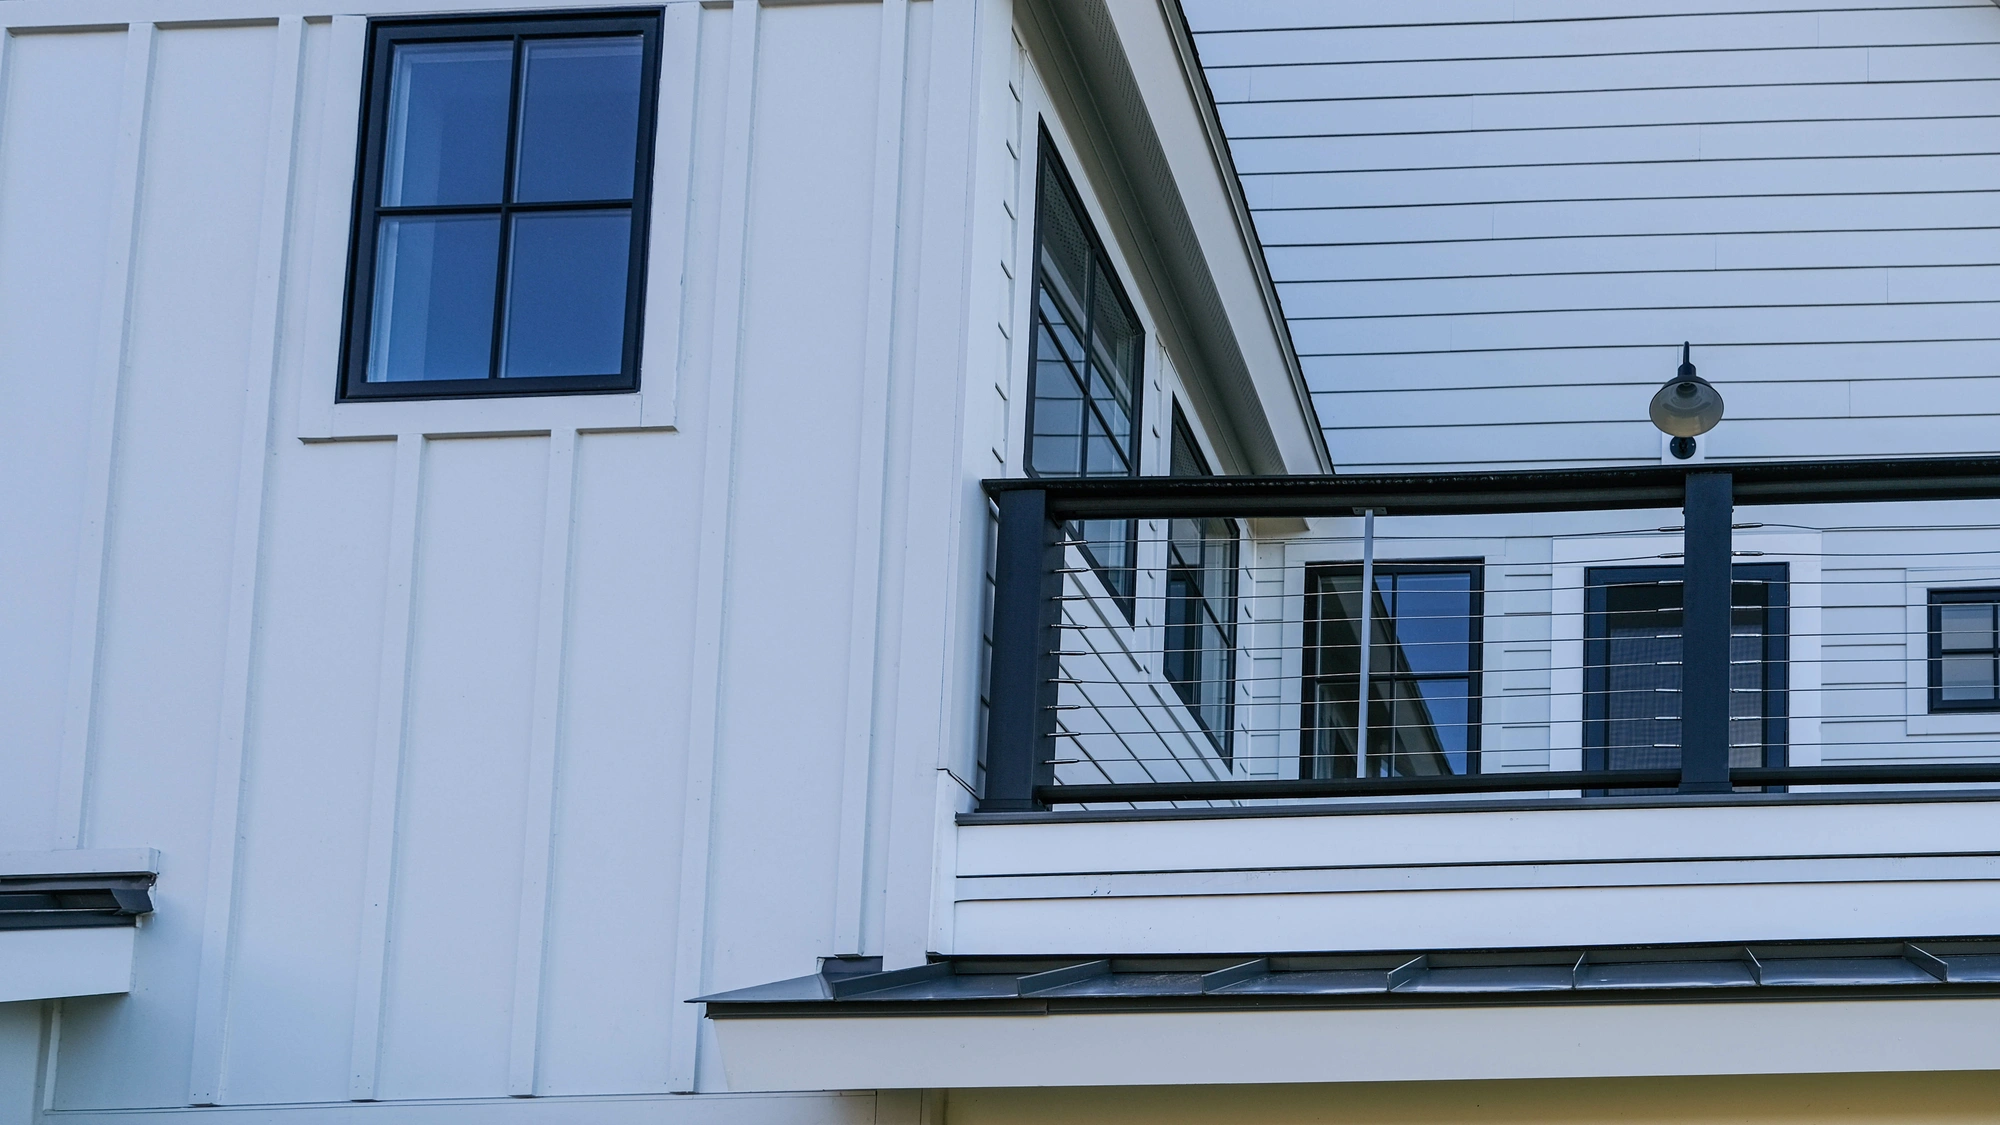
[1019,0,1333,475]
[1154,0,1327,470]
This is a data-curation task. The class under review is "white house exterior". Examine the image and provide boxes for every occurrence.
[4,2,2000,1125]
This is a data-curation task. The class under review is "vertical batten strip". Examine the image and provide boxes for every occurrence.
[667,0,760,1094]
[505,428,579,1098]
[293,14,365,441]
[56,21,156,851]
[185,16,307,1108]
[346,433,424,1102]
[832,0,911,957]
[637,3,701,428]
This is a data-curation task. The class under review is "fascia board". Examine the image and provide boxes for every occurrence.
[711,997,2000,1091]
[0,926,137,1003]
[1112,0,1328,474]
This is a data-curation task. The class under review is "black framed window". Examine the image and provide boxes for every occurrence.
[340,11,662,400]
[1023,126,1143,615]
[1164,409,1238,762]
[1301,562,1482,779]
[1583,564,1789,794]
[1929,589,2000,711]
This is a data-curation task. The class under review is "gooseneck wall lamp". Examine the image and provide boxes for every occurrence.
[1649,342,1725,460]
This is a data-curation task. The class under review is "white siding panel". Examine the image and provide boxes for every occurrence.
[375,435,548,1101]
[1236,49,1871,102]
[1183,0,1988,33]
[1198,12,1827,68]
[1245,154,2000,211]
[1257,192,2000,248]
[0,30,126,853]
[703,0,878,994]
[52,23,277,1111]
[1307,340,2000,392]
[221,437,394,1105]
[1188,1,2000,469]
[1222,81,2000,138]
[1280,267,1893,319]
[534,431,696,1096]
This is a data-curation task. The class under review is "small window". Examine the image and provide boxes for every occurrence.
[1930,590,2000,712]
[1023,126,1143,614]
[1301,562,1482,779]
[1164,409,1238,763]
[340,11,662,400]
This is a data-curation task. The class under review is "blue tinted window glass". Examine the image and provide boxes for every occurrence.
[366,216,500,382]
[514,37,645,203]
[499,210,631,378]
[1389,573,1473,674]
[381,42,513,207]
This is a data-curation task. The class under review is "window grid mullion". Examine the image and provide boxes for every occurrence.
[487,34,528,380]
[1078,251,1100,477]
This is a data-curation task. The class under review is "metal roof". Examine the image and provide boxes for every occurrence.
[697,939,2000,1018]
[0,870,153,931]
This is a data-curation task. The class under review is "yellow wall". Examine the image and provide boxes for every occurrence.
[945,1073,2000,1125]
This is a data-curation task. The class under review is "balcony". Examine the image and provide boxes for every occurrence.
[697,459,2000,1092]
[947,458,2000,960]
[980,457,2000,811]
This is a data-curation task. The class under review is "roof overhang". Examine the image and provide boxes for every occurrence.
[699,941,2000,1090]
[0,849,157,1003]
[1019,0,1331,475]
[708,996,2000,1091]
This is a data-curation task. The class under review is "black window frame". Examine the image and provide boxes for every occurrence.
[1021,123,1144,620]
[1163,406,1239,763]
[1928,588,2000,713]
[338,9,664,402]
[1299,559,1485,780]
[1582,563,1789,795]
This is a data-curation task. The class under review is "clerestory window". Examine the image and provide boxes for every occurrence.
[1024,126,1143,616]
[340,11,662,400]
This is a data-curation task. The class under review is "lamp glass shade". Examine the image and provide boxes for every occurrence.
[1649,375,1724,438]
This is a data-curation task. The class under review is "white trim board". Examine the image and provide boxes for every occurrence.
[710,997,2000,1091]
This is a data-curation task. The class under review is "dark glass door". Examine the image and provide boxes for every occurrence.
[1583,563,1789,793]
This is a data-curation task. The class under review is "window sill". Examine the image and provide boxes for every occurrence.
[298,387,670,441]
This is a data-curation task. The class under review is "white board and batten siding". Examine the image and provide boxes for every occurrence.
[1185,0,2000,471]
[0,0,988,1118]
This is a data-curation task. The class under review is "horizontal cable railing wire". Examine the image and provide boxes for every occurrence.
[978,459,2000,813]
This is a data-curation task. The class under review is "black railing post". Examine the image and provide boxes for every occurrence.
[981,488,1060,811]
[1680,470,1734,793]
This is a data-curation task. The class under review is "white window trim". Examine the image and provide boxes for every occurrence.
[1904,570,2000,736]
[1548,530,1825,769]
[290,11,695,441]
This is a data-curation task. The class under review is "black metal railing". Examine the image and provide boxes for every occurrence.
[979,457,2000,812]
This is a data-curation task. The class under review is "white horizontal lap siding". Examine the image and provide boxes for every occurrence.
[1184,1,2000,470]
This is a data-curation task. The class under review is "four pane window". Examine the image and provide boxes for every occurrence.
[1930,591,2000,711]
[343,13,661,399]
[1302,563,1482,779]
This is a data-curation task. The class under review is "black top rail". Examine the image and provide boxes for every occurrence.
[985,456,2000,520]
